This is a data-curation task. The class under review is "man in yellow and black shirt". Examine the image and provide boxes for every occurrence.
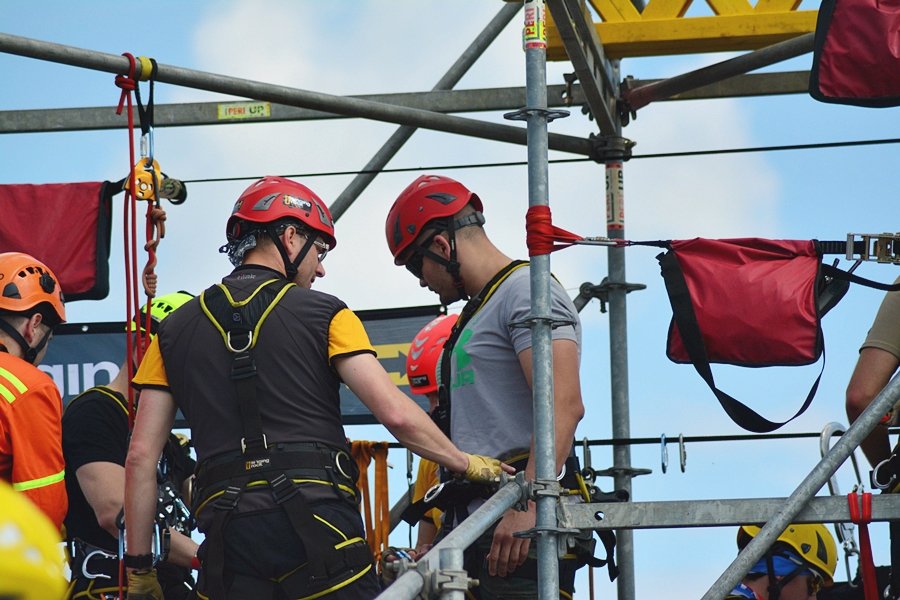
[124,176,510,600]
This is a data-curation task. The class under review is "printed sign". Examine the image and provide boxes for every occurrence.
[41,305,443,427]
[216,101,272,121]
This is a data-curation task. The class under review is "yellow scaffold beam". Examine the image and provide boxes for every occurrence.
[546,0,817,59]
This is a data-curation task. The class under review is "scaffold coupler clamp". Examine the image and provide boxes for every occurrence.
[417,554,473,599]
[589,134,635,164]
[503,106,571,123]
[575,277,647,313]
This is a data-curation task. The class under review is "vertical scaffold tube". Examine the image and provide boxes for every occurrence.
[607,155,636,600]
[523,1,560,598]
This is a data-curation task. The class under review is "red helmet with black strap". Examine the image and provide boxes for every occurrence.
[224,176,335,278]
[0,252,66,364]
[385,174,482,263]
[386,175,484,302]
[227,176,336,248]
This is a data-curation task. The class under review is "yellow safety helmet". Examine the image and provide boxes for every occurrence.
[738,523,837,586]
[130,290,194,335]
[0,481,67,600]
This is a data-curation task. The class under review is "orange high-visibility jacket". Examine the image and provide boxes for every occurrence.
[0,351,67,531]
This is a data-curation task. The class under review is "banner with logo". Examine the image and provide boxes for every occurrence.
[42,305,443,427]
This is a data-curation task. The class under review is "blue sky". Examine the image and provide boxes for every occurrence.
[2,1,899,596]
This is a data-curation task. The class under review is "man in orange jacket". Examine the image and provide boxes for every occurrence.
[0,252,68,531]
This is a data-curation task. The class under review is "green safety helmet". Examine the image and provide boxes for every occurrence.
[738,523,837,586]
[130,290,194,335]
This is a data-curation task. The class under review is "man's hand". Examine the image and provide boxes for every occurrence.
[487,507,535,577]
[463,453,514,483]
[126,569,163,600]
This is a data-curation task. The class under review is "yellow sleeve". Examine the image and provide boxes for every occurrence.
[412,458,442,529]
[328,308,375,363]
[132,336,169,389]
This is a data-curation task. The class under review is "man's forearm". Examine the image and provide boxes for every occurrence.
[124,458,161,556]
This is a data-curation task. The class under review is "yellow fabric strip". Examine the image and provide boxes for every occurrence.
[12,468,65,492]
[0,366,27,393]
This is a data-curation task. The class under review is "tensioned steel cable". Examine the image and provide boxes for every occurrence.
[177,135,900,185]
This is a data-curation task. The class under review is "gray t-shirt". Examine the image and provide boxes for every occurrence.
[448,264,581,460]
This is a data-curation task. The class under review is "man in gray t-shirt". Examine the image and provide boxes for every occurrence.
[386,174,585,598]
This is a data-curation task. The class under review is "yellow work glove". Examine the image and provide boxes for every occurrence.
[463,452,504,484]
[126,569,163,600]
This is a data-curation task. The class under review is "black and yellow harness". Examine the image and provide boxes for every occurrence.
[194,278,371,599]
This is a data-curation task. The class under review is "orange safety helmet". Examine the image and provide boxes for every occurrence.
[406,313,458,395]
[226,176,336,248]
[0,252,66,326]
[385,174,482,264]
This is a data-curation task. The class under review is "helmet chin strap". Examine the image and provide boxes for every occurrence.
[431,212,486,302]
[0,318,51,365]
[266,226,317,280]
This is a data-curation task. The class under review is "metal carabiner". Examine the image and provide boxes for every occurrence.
[81,549,114,580]
[660,434,668,474]
[678,433,687,473]
[423,482,446,504]
[819,421,862,584]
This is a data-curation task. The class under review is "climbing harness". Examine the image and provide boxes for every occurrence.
[194,277,371,599]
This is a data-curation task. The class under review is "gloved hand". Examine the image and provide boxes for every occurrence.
[463,453,507,484]
[126,569,163,600]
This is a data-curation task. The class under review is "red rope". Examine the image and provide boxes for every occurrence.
[848,490,878,600]
[525,205,584,257]
[114,53,149,432]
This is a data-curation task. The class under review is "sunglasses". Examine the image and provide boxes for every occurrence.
[404,232,438,279]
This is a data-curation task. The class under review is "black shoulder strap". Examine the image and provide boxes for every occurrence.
[820,263,900,292]
[200,277,295,454]
[435,260,529,438]
[657,250,822,433]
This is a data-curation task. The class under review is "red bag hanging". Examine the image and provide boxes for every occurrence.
[657,238,826,433]
[654,237,900,432]
[809,0,900,107]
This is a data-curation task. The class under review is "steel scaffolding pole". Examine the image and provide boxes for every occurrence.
[329,2,521,221]
[519,1,562,597]
[622,32,815,113]
[0,32,595,157]
[702,373,900,599]
[377,481,524,599]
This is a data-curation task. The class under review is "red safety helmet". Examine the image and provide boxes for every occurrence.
[385,175,482,264]
[406,313,458,395]
[0,252,66,326]
[226,176,336,248]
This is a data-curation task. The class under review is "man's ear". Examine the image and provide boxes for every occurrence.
[432,234,452,259]
[23,313,44,344]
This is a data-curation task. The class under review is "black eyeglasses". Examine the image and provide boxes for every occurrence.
[403,233,438,279]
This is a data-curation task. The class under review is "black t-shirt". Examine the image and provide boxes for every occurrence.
[62,386,196,590]
[62,386,129,551]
